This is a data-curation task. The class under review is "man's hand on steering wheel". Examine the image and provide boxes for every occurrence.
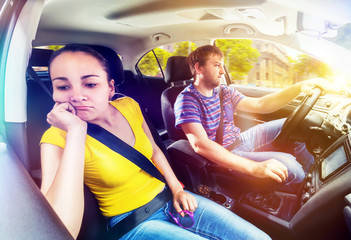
[274,78,331,145]
[299,78,331,96]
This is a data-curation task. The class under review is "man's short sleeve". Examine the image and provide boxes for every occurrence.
[229,86,245,109]
[174,92,201,129]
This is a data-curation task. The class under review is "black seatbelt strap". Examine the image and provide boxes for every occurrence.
[87,123,172,240]
[215,85,224,145]
[87,123,165,183]
[27,66,53,98]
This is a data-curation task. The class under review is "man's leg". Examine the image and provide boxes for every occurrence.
[232,149,305,185]
[232,118,305,186]
[238,118,314,173]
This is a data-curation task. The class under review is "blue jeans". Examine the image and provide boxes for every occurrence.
[110,192,271,240]
[232,118,314,186]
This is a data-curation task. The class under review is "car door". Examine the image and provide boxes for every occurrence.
[0,1,73,239]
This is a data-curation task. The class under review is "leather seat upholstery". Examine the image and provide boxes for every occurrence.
[161,56,193,141]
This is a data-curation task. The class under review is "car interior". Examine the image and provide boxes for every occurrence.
[1,0,351,239]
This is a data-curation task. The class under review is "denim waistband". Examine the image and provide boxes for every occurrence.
[107,187,172,239]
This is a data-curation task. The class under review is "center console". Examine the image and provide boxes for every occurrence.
[237,133,351,238]
[301,133,351,206]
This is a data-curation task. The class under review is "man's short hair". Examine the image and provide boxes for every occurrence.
[187,45,223,75]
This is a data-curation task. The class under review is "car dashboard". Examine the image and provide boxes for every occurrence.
[235,94,351,240]
[324,97,351,135]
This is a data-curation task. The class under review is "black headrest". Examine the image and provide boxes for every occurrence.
[88,45,124,85]
[165,56,192,84]
[29,48,54,67]
[29,45,124,85]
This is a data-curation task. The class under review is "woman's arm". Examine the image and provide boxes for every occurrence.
[141,120,198,213]
[40,102,87,239]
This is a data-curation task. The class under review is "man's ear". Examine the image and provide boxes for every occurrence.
[194,62,202,75]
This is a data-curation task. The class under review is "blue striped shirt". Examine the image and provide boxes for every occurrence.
[174,84,244,148]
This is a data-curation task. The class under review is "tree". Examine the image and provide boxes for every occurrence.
[48,45,64,51]
[138,48,171,76]
[216,39,260,81]
[138,42,195,77]
[291,54,332,82]
[172,42,197,56]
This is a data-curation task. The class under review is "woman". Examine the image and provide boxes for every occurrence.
[40,44,270,240]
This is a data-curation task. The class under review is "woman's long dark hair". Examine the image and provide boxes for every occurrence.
[48,44,112,82]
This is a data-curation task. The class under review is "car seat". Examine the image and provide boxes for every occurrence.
[160,56,276,200]
[161,56,192,141]
[27,45,162,240]
[160,56,217,193]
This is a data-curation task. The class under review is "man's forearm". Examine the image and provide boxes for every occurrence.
[256,83,302,113]
[190,138,257,175]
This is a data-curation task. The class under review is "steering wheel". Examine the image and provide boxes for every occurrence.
[273,87,322,145]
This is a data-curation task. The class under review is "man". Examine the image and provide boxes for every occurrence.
[174,45,329,187]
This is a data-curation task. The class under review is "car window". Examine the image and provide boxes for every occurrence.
[137,39,335,93]
[216,39,333,91]
[137,41,197,77]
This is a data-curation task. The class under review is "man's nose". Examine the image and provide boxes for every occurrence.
[220,66,225,74]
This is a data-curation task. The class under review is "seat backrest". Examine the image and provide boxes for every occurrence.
[161,56,193,141]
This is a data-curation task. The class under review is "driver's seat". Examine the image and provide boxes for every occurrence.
[161,56,215,192]
[160,56,275,196]
[161,56,192,142]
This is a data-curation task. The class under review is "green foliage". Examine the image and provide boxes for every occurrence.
[291,54,332,81]
[138,49,171,76]
[172,42,197,56]
[138,42,195,76]
[47,45,64,51]
[216,39,260,81]
[138,40,259,79]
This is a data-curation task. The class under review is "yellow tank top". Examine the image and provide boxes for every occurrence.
[40,97,165,217]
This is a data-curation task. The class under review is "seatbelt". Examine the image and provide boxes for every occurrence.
[86,123,171,240]
[27,66,53,98]
[215,85,224,145]
[87,123,165,183]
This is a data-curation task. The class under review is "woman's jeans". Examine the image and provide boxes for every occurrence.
[110,192,271,240]
[232,118,314,187]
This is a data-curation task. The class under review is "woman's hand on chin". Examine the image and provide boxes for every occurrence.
[47,102,87,132]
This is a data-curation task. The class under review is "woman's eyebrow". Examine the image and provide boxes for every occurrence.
[82,74,100,80]
[52,77,68,81]
[52,75,100,81]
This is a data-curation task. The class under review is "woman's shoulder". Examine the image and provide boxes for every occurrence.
[40,126,67,148]
[110,96,142,118]
[111,96,139,108]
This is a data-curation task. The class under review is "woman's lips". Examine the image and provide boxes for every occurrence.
[74,106,92,111]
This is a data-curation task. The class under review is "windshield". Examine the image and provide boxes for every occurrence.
[325,23,351,51]
[319,23,351,95]
[139,23,351,96]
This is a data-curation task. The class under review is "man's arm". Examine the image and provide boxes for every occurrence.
[236,78,330,114]
[181,122,288,183]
